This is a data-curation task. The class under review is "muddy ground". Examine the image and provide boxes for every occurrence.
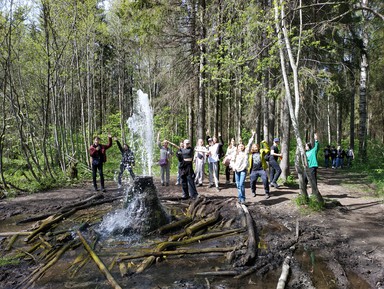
[0,168,383,289]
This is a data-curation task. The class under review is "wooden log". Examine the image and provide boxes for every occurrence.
[22,240,76,289]
[25,209,76,243]
[25,197,118,243]
[168,231,187,242]
[234,203,257,266]
[6,234,19,251]
[118,247,236,261]
[156,228,243,252]
[0,231,30,237]
[157,217,192,235]
[77,231,122,289]
[187,196,205,217]
[17,193,104,224]
[195,271,239,276]
[276,256,291,289]
[185,211,220,236]
[136,256,156,273]
[234,260,268,279]
[119,262,127,277]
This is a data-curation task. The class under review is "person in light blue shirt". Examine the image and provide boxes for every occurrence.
[305,133,319,186]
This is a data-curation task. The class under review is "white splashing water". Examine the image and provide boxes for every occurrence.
[127,90,154,176]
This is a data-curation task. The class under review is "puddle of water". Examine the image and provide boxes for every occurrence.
[295,248,371,289]
[346,270,372,289]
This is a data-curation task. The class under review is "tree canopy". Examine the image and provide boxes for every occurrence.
[0,0,383,194]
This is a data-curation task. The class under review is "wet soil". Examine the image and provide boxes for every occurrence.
[0,168,383,289]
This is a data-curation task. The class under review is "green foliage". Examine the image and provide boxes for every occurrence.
[294,194,325,212]
[0,255,21,267]
[284,175,297,186]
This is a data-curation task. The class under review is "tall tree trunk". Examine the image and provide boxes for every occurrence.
[197,0,206,140]
[280,97,290,181]
[358,0,369,161]
[274,0,323,204]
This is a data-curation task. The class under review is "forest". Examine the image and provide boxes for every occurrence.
[1,0,384,196]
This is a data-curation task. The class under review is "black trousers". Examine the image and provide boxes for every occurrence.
[92,162,104,190]
[269,159,282,183]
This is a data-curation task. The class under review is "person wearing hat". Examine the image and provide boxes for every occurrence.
[269,137,282,188]
[177,139,198,200]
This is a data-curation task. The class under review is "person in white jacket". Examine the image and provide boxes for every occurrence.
[230,130,255,204]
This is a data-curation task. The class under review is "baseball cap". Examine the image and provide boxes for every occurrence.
[184,139,190,144]
[208,138,213,142]
[273,138,280,142]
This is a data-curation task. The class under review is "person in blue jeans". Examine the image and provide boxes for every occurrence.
[335,146,345,169]
[249,140,270,199]
[230,131,254,204]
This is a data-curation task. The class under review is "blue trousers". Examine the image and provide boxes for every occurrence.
[235,170,247,202]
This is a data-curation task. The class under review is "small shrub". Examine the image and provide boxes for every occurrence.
[0,255,21,267]
[294,194,324,212]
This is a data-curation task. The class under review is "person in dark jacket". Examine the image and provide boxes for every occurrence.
[268,138,282,188]
[89,134,112,192]
[114,137,135,187]
[330,145,337,169]
[177,139,198,200]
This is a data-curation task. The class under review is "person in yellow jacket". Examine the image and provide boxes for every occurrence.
[248,140,271,199]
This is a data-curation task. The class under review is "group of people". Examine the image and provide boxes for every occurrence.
[323,144,354,169]
[89,134,135,192]
[157,131,287,204]
[89,131,323,204]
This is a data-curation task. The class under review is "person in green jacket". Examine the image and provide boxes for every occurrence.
[305,133,319,186]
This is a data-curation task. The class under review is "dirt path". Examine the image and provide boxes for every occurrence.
[0,167,383,288]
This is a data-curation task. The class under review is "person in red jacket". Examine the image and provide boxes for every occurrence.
[89,133,112,192]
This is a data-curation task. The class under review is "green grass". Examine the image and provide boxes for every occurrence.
[0,255,21,267]
[294,194,325,212]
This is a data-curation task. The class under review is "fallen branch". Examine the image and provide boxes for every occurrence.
[276,256,291,289]
[235,203,257,266]
[234,260,268,279]
[0,231,30,237]
[136,256,156,273]
[156,228,243,252]
[25,197,119,243]
[195,270,238,276]
[77,231,122,289]
[157,216,192,235]
[17,194,104,224]
[25,209,76,243]
[185,211,220,236]
[22,240,76,289]
[6,234,19,251]
[118,247,236,261]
